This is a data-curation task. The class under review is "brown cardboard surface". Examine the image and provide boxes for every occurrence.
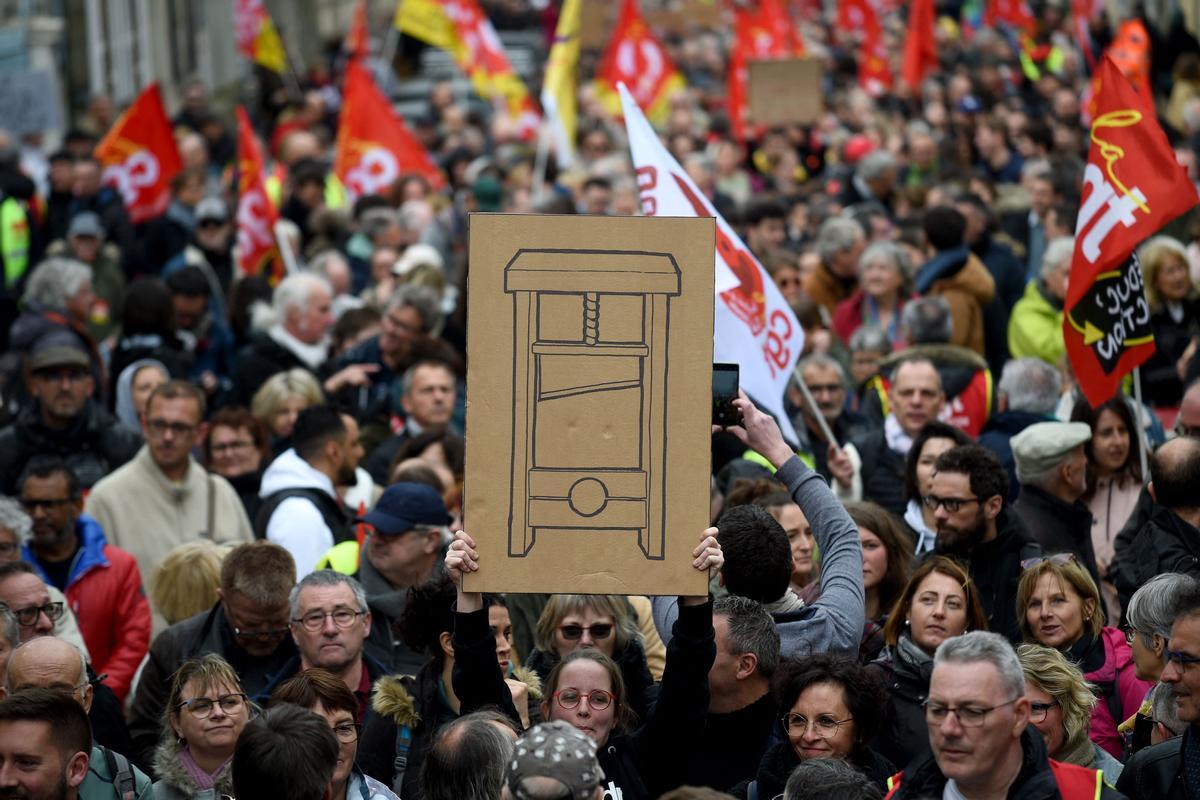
[748,58,824,127]
[580,0,614,49]
[463,214,715,596]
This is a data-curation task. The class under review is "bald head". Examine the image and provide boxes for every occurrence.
[1180,381,1200,435]
[4,637,91,711]
[1151,436,1200,512]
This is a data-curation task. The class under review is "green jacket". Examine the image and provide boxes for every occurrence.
[1008,279,1065,367]
[79,744,155,800]
[46,240,126,341]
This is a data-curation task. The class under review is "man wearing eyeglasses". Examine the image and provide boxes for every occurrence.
[2,637,154,799]
[258,570,391,724]
[0,341,140,495]
[885,631,1122,799]
[16,456,149,704]
[86,380,252,604]
[1118,581,1200,798]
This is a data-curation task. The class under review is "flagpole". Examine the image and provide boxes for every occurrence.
[1131,367,1151,485]
[791,366,839,448]
[273,220,301,276]
[381,0,403,72]
[532,117,553,205]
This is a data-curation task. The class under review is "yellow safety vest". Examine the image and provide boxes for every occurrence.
[0,197,30,289]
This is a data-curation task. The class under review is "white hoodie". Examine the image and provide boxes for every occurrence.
[260,448,337,578]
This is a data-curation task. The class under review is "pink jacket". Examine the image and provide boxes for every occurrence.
[1084,626,1154,758]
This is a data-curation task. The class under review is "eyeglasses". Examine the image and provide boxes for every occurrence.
[0,543,17,556]
[10,602,64,627]
[1165,649,1200,669]
[176,693,247,718]
[1020,552,1076,570]
[924,696,1020,727]
[147,419,197,437]
[211,440,255,455]
[32,369,89,384]
[232,625,290,642]
[332,722,361,743]
[781,712,854,738]
[553,688,614,711]
[19,497,74,512]
[804,383,844,395]
[922,494,981,513]
[293,608,365,632]
[1029,700,1059,723]
[1122,626,1144,646]
[558,623,614,641]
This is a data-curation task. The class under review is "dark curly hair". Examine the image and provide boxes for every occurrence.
[774,653,888,768]
[715,504,793,603]
[904,421,971,503]
[933,444,1008,505]
[400,572,457,664]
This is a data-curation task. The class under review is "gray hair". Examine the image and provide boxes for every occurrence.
[901,296,953,345]
[21,258,92,310]
[253,272,331,331]
[401,360,456,397]
[784,756,882,800]
[796,353,848,387]
[4,637,85,690]
[1128,573,1200,642]
[0,498,30,545]
[997,358,1061,415]
[857,240,912,284]
[387,283,442,333]
[288,570,369,620]
[934,631,1025,700]
[714,595,781,679]
[0,607,18,653]
[309,250,349,280]
[857,150,898,183]
[1040,237,1075,279]
[849,325,892,355]
[420,711,514,800]
[815,217,865,265]
[359,207,400,240]
[1150,681,1184,737]
[1021,158,1052,183]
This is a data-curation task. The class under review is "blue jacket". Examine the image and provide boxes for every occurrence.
[23,514,110,591]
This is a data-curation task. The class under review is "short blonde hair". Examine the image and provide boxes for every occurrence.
[1016,557,1104,644]
[148,541,230,625]
[534,595,642,657]
[250,368,324,428]
[1018,643,1097,756]
[1138,235,1190,310]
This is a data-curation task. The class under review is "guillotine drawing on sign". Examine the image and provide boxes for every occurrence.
[504,248,682,560]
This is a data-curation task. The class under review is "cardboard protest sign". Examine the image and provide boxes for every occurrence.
[748,58,823,126]
[463,214,715,596]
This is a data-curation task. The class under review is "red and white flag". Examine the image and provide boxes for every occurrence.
[234,106,283,284]
[335,60,446,202]
[619,83,803,443]
[93,84,182,224]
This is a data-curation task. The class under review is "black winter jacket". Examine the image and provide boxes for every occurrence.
[231,333,319,405]
[1115,729,1187,799]
[1119,505,1200,596]
[735,737,895,799]
[0,400,141,493]
[850,427,908,517]
[1013,485,1102,591]
[868,635,934,770]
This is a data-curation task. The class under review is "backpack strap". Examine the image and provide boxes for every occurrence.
[392,723,413,795]
[103,746,136,800]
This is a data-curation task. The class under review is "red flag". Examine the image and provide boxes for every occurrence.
[984,0,1035,31]
[594,0,687,124]
[839,0,892,95]
[346,0,368,61]
[234,107,283,285]
[336,60,445,202]
[93,84,182,225]
[728,0,805,141]
[902,0,938,89]
[1064,56,1199,407]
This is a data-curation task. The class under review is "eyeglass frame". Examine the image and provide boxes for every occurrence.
[1019,552,1077,571]
[923,696,1021,727]
[1165,648,1200,669]
[291,608,366,632]
[175,692,248,719]
[9,601,65,628]
[552,688,615,711]
[1028,700,1059,723]
[922,494,981,514]
[19,497,77,512]
[557,623,614,641]
[780,711,855,739]
[331,721,362,743]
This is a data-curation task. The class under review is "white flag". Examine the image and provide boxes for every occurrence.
[618,82,803,445]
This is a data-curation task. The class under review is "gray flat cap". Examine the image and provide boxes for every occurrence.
[1012,421,1092,480]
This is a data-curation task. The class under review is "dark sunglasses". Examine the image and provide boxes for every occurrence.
[558,623,614,641]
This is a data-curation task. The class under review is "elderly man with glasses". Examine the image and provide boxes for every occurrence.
[885,631,1122,799]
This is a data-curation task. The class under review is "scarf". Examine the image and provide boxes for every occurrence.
[764,591,806,616]
[268,324,329,370]
[358,546,409,619]
[895,631,934,675]
[1056,729,1096,768]
[884,414,914,455]
[177,745,230,791]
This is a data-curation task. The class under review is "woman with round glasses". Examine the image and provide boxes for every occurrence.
[1017,554,1153,758]
[867,556,988,769]
[445,528,722,800]
[738,653,892,799]
[526,593,657,722]
[153,653,251,799]
[1018,643,1124,785]
[270,668,399,800]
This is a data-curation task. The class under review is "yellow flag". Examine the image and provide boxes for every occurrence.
[541,0,581,168]
[254,15,288,74]
[394,0,459,53]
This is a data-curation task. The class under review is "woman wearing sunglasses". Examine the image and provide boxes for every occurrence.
[270,668,399,800]
[153,653,251,799]
[737,653,893,799]
[1018,643,1124,785]
[445,527,722,800]
[1017,554,1153,758]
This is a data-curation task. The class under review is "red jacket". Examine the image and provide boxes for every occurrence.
[24,515,151,702]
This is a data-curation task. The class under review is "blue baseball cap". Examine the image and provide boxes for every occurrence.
[359,482,450,536]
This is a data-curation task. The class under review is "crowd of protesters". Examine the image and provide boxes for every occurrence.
[2,0,1200,798]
